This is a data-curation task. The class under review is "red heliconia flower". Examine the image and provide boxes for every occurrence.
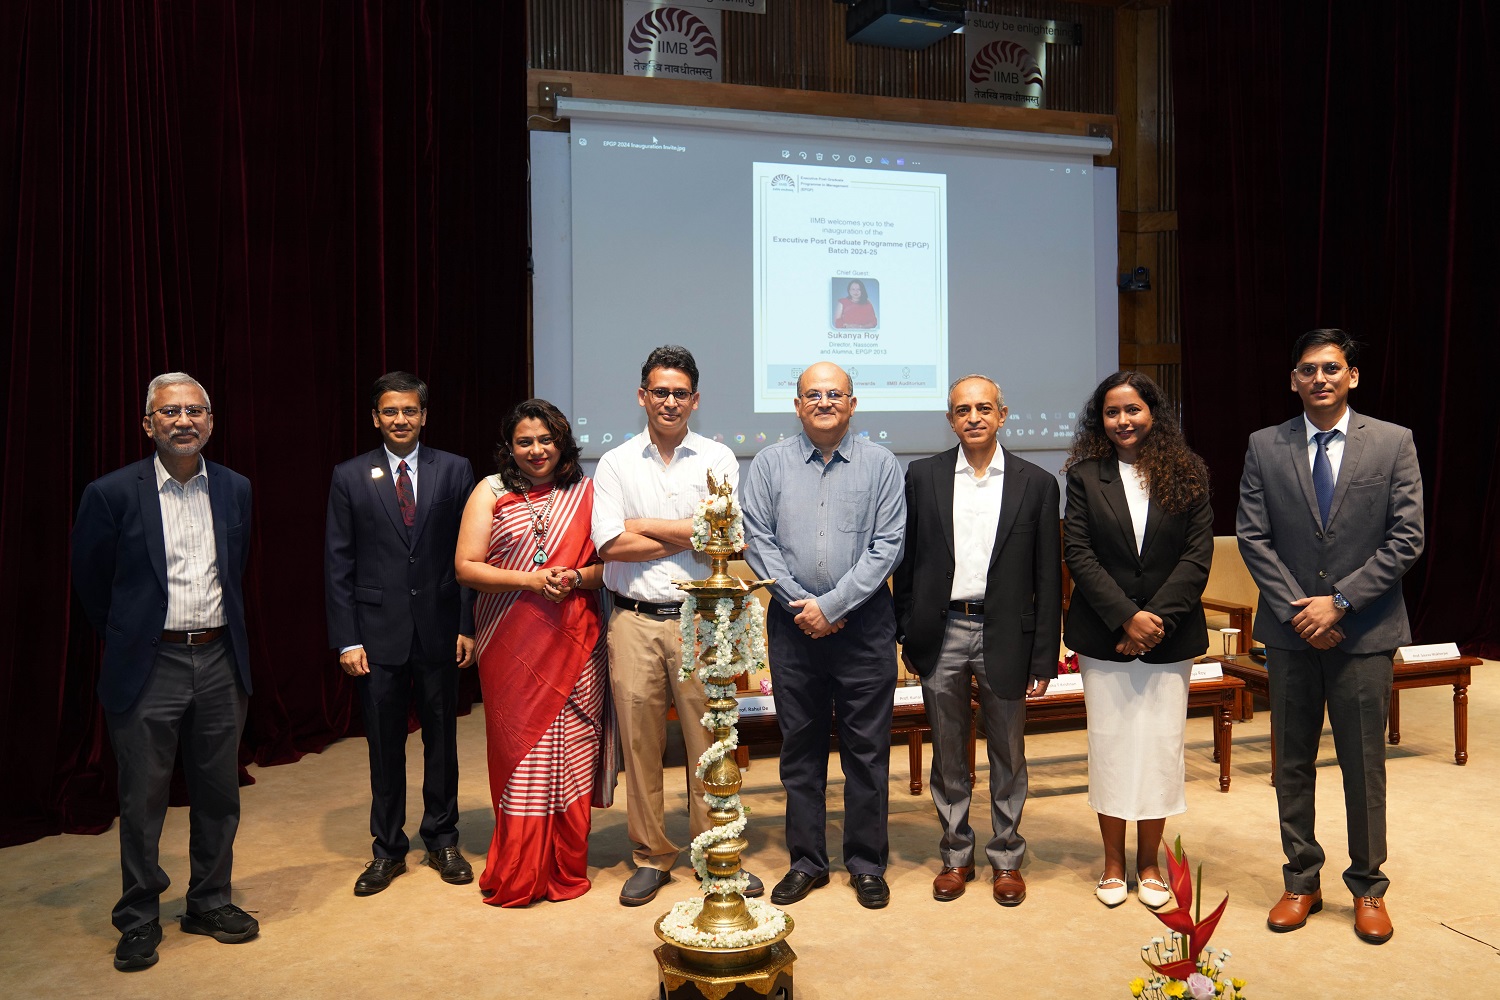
[1147,837,1229,981]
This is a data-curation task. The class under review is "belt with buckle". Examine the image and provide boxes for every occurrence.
[947,600,984,616]
[160,627,226,645]
[612,595,683,617]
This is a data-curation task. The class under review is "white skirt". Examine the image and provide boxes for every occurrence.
[1078,654,1193,821]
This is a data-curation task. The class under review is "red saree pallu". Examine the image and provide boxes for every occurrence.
[473,478,610,907]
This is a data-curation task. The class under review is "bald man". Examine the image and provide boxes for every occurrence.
[741,362,907,910]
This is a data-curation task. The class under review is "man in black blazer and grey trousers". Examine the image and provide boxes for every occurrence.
[893,375,1061,907]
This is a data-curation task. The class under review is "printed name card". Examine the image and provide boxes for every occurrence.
[1395,642,1462,663]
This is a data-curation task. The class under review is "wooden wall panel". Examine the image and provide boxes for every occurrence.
[530,0,1115,114]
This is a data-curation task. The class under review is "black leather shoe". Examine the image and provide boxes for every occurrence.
[114,919,161,971]
[354,857,407,896]
[770,869,829,905]
[619,867,672,906]
[425,846,474,885]
[180,903,259,944]
[851,873,890,909]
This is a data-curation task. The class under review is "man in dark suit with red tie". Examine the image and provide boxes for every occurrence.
[72,372,259,971]
[325,371,477,895]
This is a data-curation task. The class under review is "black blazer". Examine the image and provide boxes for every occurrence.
[324,446,476,663]
[71,457,254,713]
[1062,455,1213,663]
[893,446,1062,699]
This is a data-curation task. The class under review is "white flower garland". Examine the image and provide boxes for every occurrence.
[659,897,789,950]
[690,493,745,551]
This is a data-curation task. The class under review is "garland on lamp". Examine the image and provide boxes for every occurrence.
[690,493,745,551]
[659,897,790,950]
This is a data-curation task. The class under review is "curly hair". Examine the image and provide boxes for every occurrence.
[493,398,583,493]
[1063,371,1209,514]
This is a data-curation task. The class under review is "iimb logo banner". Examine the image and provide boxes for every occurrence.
[623,2,722,82]
[963,12,1080,109]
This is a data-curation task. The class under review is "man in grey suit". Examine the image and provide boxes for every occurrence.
[1236,328,1424,946]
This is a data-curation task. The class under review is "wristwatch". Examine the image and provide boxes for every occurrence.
[1331,590,1352,612]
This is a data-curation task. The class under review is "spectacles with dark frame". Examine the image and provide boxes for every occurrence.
[645,387,695,401]
[1292,362,1349,382]
[148,405,211,420]
[800,389,850,405]
[377,407,423,418]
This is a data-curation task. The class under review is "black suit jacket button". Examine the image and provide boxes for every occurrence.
[1134,569,1143,577]
[151,638,158,646]
[1317,570,1327,579]
[1314,531,1323,539]
[410,588,418,595]
[409,556,416,564]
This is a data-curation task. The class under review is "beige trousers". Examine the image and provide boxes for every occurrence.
[606,609,712,870]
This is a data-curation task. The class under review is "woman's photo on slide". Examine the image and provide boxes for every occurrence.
[831,277,880,330]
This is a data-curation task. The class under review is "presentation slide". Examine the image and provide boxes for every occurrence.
[752,163,948,411]
[534,102,1115,461]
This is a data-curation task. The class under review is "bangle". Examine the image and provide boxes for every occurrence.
[572,568,584,588]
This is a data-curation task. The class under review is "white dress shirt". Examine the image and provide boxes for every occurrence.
[154,454,225,630]
[591,428,740,603]
[1118,459,1150,555]
[1304,410,1350,481]
[950,447,1005,602]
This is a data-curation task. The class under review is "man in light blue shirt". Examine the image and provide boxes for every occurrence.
[741,361,906,909]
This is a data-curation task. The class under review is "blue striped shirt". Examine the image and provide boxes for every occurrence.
[741,431,905,623]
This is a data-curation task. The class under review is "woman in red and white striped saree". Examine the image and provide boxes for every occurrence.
[456,399,614,907]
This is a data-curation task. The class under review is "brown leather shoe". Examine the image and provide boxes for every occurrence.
[1267,889,1322,931]
[1353,895,1393,944]
[992,869,1026,906]
[932,865,975,902]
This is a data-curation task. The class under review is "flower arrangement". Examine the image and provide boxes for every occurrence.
[1058,649,1080,674]
[659,897,789,950]
[690,491,745,551]
[1128,838,1247,1000]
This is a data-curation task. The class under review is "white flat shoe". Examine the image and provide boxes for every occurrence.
[1095,875,1128,907]
[1138,876,1173,909]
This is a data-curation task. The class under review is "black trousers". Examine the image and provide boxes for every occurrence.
[358,631,461,859]
[1266,646,1394,898]
[105,636,248,932]
[768,590,897,877]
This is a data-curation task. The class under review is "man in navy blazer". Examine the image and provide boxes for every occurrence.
[1238,329,1424,945]
[893,375,1061,907]
[325,371,477,896]
[72,372,259,971]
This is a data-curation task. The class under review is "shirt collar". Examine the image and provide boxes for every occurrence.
[639,428,702,461]
[154,454,207,491]
[1303,409,1351,441]
[954,445,1004,480]
[798,430,855,465]
[385,443,421,473]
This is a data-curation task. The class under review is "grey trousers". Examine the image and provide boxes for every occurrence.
[104,637,248,931]
[919,615,1028,871]
[1266,646,1393,898]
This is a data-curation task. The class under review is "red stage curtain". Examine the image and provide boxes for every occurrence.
[0,1,528,847]
[1172,1,1500,656]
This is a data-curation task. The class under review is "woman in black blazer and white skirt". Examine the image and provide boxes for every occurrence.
[1062,372,1213,909]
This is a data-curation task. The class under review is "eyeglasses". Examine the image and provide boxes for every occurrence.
[645,388,694,401]
[148,405,211,420]
[800,389,849,405]
[1292,362,1349,382]
[377,407,423,418]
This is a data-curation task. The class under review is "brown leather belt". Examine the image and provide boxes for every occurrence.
[160,627,225,645]
[612,595,683,617]
[947,600,984,616]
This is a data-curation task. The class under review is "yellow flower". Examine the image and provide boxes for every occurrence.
[1163,982,1187,998]
[1129,978,1145,997]
[1232,980,1246,990]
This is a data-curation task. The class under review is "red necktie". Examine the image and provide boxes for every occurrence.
[396,460,416,527]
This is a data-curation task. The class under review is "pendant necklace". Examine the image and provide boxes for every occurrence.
[518,483,558,565]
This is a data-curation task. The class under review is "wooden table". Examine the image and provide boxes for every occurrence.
[1212,654,1481,781]
[737,675,1246,795]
